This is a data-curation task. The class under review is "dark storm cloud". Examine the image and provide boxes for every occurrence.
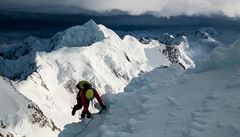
[1,0,240,17]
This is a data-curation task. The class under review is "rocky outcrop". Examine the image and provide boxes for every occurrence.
[28,103,60,132]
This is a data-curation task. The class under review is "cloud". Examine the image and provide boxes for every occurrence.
[1,0,240,17]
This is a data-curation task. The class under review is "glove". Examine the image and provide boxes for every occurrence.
[81,111,92,118]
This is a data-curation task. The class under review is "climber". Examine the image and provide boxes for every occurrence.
[72,80,106,118]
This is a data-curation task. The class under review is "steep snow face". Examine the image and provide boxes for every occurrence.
[177,36,195,69]
[1,20,194,134]
[0,77,59,137]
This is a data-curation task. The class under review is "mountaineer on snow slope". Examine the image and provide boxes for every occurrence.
[72,80,106,118]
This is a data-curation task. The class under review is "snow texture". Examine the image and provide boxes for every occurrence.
[2,19,239,137]
[59,40,240,137]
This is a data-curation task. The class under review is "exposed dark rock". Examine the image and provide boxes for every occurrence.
[124,52,131,62]
[64,79,77,93]
[27,103,61,132]
[36,72,49,91]
[162,46,180,64]
[138,37,152,44]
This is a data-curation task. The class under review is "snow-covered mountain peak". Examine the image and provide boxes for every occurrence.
[82,19,99,29]
[48,19,124,50]
[49,19,106,50]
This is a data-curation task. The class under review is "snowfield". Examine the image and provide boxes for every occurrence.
[0,20,239,137]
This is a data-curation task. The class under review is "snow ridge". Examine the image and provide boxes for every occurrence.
[0,20,195,137]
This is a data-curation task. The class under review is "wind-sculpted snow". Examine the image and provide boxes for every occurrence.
[193,39,240,72]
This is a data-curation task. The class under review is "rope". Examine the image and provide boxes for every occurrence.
[72,117,94,137]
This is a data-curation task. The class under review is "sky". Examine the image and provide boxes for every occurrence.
[1,0,240,17]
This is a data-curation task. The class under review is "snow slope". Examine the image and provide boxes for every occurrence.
[0,20,194,136]
[0,77,59,137]
[59,38,240,137]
